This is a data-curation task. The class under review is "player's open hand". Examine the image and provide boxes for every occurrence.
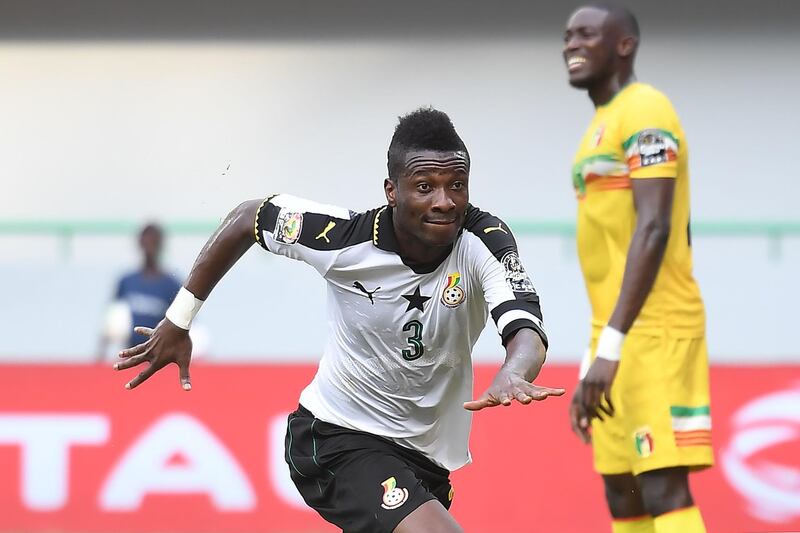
[580,358,618,421]
[463,368,565,411]
[113,319,193,391]
[569,386,591,444]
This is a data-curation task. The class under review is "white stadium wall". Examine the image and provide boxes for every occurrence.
[1,1,798,362]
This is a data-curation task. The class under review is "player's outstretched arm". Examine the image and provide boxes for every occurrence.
[463,328,565,411]
[114,199,263,390]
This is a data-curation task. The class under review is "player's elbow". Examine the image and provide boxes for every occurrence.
[640,217,671,249]
[226,199,263,241]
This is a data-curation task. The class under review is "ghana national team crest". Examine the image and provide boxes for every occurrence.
[441,272,466,308]
[274,208,303,244]
[634,427,655,458]
[380,476,409,510]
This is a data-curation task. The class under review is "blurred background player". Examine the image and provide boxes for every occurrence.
[97,223,181,359]
[564,4,711,533]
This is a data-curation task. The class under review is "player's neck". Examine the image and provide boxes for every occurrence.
[141,261,161,277]
[589,71,636,107]
[392,222,453,268]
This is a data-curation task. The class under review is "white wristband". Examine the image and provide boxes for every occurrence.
[578,347,592,380]
[165,287,204,330]
[595,326,626,362]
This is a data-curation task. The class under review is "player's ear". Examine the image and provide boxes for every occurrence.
[618,36,637,58]
[384,178,397,207]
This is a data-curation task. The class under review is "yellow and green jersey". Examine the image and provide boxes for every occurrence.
[572,82,705,337]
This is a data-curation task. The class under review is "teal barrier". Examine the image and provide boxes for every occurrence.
[1,219,798,260]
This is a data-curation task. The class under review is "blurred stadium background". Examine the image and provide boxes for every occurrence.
[1,1,798,531]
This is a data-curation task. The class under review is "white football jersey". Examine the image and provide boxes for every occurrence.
[255,194,547,470]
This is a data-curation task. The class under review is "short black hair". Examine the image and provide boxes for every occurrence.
[387,107,469,182]
[586,2,640,38]
[139,223,163,239]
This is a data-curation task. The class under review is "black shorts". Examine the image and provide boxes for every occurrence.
[285,405,454,533]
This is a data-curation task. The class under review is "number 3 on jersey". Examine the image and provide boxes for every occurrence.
[401,320,424,361]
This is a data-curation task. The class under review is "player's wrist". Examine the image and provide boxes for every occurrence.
[595,325,625,362]
[165,287,204,330]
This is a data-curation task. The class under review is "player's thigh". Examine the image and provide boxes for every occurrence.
[332,451,446,533]
[393,499,463,533]
[637,466,693,516]
[602,473,647,519]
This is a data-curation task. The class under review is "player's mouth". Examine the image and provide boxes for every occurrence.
[567,56,587,71]
[425,219,457,226]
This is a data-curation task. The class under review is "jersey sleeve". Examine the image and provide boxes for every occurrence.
[465,206,548,348]
[254,193,354,275]
[620,88,682,179]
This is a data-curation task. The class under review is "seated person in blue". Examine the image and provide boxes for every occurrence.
[98,223,180,358]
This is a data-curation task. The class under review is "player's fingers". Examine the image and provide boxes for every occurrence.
[581,382,597,413]
[113,353,149,371]
[569,403,592,444]
[528,385,567,400]
[463,398,490,411]
[133,326,155,337]
[498,391,513,406]
[178,362,192,391]
[579,416,592,444]
[118,342,148,359]
[125,364,158,390]
[603,390,616,416]
[514,391,533,404]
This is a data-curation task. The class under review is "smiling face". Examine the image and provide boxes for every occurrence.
[563,6,618,89]
[384,149,469,250]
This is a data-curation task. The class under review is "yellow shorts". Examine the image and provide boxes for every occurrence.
[591,333,714,476]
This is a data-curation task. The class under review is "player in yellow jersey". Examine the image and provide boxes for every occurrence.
[563,4,712,533]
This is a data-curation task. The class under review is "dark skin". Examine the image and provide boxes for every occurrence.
[117,149,564,532]
[140,226,164,276]
[564,5,693,520]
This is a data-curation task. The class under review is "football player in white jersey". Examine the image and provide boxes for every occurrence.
[115,107,564,532]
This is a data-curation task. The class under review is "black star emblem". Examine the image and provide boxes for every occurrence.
[402,286,431,313]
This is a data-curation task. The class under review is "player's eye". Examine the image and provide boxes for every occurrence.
[417,183,431,193]
[451,181,465,191]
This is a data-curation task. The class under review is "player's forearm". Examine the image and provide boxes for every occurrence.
[607,219,669,333]
[500,328,547,382]
[183,199,262,300]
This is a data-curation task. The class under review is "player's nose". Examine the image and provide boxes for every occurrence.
[431,189,456,212]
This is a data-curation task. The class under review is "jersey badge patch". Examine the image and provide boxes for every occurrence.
[274,209,303,244]
[637,129,668,167]
[633,426,655,458]
[502,251,535,293]
[380,476,409,510]
[441,272,466,308]
[591,124,605,147]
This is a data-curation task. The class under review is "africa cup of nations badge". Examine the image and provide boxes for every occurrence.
[274,209,303,244]
[380,477,409,510]
[441,272,466,308]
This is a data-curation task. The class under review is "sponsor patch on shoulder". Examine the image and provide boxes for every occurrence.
[637,129,668,167]
[274,209,303,244]
[502,251,535,293]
